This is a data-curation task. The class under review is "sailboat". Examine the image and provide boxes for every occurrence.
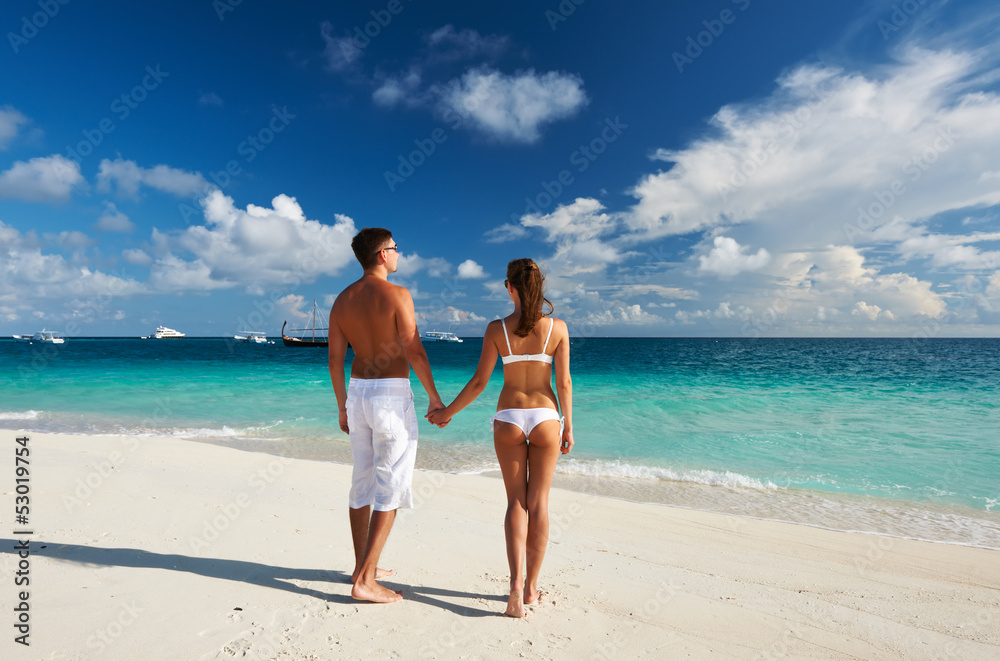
[281,300,329,347]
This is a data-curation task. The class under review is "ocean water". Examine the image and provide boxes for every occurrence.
[2,336,998,548]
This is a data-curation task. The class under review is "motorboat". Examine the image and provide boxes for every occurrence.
[13,330,65,344]
[421,331,463,343]
[234,330,268,344]
[142,326,186,339]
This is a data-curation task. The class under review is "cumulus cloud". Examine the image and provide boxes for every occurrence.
[94,202,134,233]
[586,302,663,326]
[147,191,357,292]
[853,301,894,321]
[0,106,28,149]
[398,252,451,278]
[438,67,587,143]
[0,220,145,322]
[0,155,84,202]
[698,236,771,277]
[97,158,213,199]
[457,259,487,279]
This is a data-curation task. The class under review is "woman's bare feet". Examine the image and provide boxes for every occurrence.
[351,579,403,603]
[523,586,543,605]
[505,587,526,618]
[351,567,394,583]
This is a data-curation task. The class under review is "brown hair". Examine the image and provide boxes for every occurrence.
[506,258,553,337]
[351,227,393,269]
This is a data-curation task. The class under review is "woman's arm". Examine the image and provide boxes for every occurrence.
[426,321,499,425]
[553,319,574,454]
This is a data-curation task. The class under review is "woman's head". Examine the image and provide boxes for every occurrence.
[505,258,553,336]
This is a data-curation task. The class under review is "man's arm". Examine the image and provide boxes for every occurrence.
[327,300,350,433]
[394,287,443,413]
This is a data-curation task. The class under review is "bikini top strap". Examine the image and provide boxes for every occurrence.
[542,317,554,353]
[501,317,513,355]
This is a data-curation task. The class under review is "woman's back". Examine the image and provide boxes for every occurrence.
[495,316,559,410]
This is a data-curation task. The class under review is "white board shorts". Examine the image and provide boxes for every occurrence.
[346,378,418,511]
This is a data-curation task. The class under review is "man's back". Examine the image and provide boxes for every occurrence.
[332,275,413,379]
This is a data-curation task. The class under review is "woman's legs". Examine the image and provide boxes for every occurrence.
[494,421,529,617]
[524,419,562,604]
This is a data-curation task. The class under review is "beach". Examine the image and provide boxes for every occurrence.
[5,431,998,660]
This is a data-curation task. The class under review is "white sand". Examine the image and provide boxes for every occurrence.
[3,432,998,660]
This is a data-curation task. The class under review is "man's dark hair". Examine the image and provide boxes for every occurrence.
[351,227,393,269]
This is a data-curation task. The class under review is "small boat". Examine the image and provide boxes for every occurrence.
[234,330,268,344]
[13,330,65,344]
[422,331,463,343]
[142,326,186,339]
[282,301,328,348]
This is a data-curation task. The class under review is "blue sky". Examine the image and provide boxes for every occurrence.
[2,0,999,337]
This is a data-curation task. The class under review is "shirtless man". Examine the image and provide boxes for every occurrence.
[328,227,444,603]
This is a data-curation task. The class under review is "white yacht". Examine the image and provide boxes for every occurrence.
[142,326,186,339]
[421,331,463,343]
[13,330,65,344]
[234,330,268,344]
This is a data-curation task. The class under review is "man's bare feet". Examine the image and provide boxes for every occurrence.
[351,580,403,603]
[505,587,526,618]
[351,567,394,583]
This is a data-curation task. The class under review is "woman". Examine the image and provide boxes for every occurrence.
[428,258,574,617]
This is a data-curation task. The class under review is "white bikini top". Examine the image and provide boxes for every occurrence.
[500,317,554,365]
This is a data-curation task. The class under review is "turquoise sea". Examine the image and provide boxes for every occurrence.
[2,337,998,548]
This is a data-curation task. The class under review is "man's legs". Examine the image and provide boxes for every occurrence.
[349,505,395,583]
[350,507,401,603]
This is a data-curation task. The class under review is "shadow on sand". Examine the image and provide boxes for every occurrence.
[2,539,504,617]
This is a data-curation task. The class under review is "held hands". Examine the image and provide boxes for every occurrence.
[560,428,574,455]
[426,404,452,428]
[426,400,451,428]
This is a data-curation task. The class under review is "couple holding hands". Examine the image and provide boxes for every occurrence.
[328,227,573,618]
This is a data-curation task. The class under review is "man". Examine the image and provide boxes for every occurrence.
[328,227,444,603]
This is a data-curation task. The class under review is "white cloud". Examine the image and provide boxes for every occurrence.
[627,49,1000,240]
[484,223,529,243]
[438,67,587,143]
[0,106,28,149]
[0,155,84,202]
[521,198,616,242]
[198,92,224,107]
[0,221,145,320]
[586,302,663,326]
[426,25,508,61]
[147,191,357,292]
[853,301,894,321]
[97,158,213,199]
[398,252,451,278]
[94,202,134,233]
[457,259,487,279]
[698,236,771,277]
[320,21,362,72]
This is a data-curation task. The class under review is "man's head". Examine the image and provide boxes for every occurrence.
[352,227,397,270]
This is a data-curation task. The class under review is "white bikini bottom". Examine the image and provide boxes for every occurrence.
[490,408,564,437]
